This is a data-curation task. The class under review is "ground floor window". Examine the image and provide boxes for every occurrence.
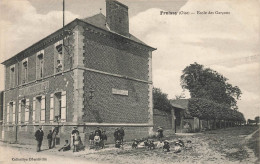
[50,91,66,122]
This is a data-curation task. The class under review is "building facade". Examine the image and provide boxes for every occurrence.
[1,0,155,146]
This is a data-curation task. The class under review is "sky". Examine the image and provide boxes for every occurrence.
[0,0,259,120]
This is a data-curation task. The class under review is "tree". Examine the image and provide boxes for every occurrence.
[153,87,172,112]
[255,116,260,124]
[181,63,242,109]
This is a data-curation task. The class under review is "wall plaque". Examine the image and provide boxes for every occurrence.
[112,88,128,96]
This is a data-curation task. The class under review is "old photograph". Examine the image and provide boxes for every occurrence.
[0,0,259,163]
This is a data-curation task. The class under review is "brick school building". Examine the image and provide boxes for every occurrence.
[1,0,156,146]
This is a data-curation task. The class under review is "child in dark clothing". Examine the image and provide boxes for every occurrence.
[89,132,94,149]
[47,130,52,149]
[115,140,121,148]
[58,140,71,152]
[100,131,107,149]
[157,127,164,141]
[163,140,170,152]
[132,139,138,149]
[148,140,155,150]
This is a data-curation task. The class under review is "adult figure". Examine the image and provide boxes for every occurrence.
[119,127,125,144]
[52,127,59,148]
[35,126,44,152]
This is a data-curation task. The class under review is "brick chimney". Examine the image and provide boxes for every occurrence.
[106,0,129,37]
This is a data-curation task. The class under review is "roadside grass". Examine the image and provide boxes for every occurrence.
[247,128,260,162]
[204,126,258,161]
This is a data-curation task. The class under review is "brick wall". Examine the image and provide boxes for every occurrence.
[153,109,172,130]
[83,30,149,81]
[83,71,149,123]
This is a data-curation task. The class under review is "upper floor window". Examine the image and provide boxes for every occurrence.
[54,40,64,73]
[10,65,15,88]
[36,50,44,79]
[22,59,28,84]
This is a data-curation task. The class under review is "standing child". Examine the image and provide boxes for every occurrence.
[100,131,107,149]
[94,132,101,150]
[114,128,119,143]
[47,130,53,149]
[157,127,164,141]
[89,132,94,149]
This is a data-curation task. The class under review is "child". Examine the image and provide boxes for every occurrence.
[73,131,81,152]
[157,140,164,149]
[115,140,121,148]
[148,140,155,150]
[47,130,53,149]
[174,141,182,153]
[177,138,185,147]
[89,132,94,149]
[163,140,170,152]
[100,131,107,149]
[144,139,149,148]
[157,127,164,141]
[94,132,101,150]
[58,140,71,152]
[185,140,192,150]
[132,139,138,149]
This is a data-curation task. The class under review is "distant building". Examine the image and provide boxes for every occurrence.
[1,0,156,145]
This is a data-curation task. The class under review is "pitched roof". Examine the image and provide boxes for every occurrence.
[81,13,148,46]
[170,99,189,109]
[170,99,194,118]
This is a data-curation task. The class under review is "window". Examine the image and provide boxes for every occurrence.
[50,91,66,122]
[22,59,28,83]
[7,102,15,124]
[54,41,64,73]
[36,50,44,79]
[33,96,46,123]
[24,99,29,123]
[19,99,26,123]
[10,65,15,88]
[6,103,10,124]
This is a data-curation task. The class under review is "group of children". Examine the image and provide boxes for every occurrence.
[131,127,192,153]
[88,127,108,150]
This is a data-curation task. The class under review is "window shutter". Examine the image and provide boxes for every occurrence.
[12,102,16,124]
[61,91,66,122]
[6,104,9,124]
[50,94,54,122]
[18,100,21,123]
[40,96,45,123]
[25,99,29,123]
[33,97,36,123]
[36,56,40,79]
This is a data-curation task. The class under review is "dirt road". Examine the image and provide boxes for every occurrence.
[0,126,258,164]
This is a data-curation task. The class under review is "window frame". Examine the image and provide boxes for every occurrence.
[9,65,15,88]
[21,58,28,84]
[36,50,44,79]
[54,40,64,74]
